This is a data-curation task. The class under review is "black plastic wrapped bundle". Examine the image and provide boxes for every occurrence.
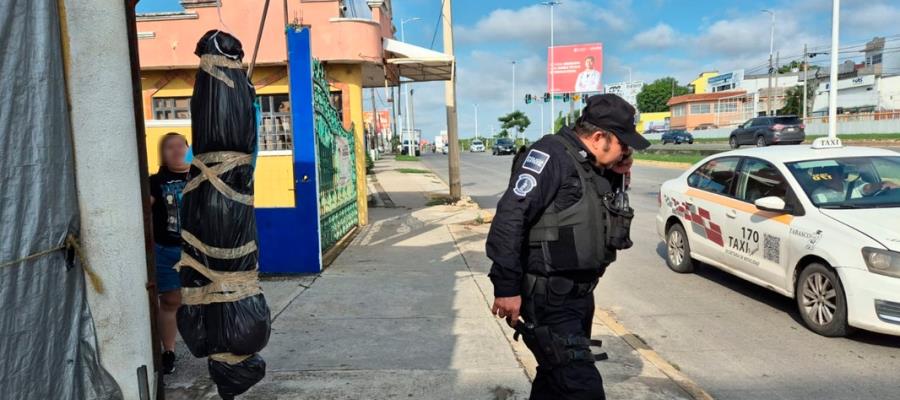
[176,30,271,399]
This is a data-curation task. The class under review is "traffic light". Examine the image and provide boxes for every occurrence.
[581,95,588,104]
[562,93,570,103]
[525,94,532,104]
[543,93,550,103]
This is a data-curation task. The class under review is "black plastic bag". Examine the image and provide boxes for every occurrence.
[208,354,267,400]
[177,30,271,398]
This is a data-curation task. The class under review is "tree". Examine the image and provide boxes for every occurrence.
[494,129,510,138]
[636,77,690,113]
[553,109,581,133]
[778,85,802,116]
[498,111,531,141]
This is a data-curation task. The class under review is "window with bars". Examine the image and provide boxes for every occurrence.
[258,94,292,151]
[152,97,191,120]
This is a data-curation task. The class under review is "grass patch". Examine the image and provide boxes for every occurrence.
[395,155,420,161]
[397,168,430,174]
[634,152,705,165]
[426,197,451,206]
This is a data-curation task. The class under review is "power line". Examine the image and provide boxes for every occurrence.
[429,0,446,50]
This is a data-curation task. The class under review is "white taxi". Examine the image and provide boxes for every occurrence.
[656,138,900,337]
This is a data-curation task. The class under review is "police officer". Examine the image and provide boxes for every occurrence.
[487,94,649,400]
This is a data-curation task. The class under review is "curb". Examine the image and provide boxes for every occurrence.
[633,159,692,170]
[593,309,715,400]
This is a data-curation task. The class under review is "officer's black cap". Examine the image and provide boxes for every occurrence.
[578,94,650,150]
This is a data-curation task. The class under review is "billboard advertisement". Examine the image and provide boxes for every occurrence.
[363,110,392,136]
[604,81,644,107]
[707,69,744,92]
[548,43,603,94]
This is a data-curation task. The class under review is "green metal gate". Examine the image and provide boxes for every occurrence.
[312,60,358,251]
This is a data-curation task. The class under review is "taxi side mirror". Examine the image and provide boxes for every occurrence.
[755,196,790,214]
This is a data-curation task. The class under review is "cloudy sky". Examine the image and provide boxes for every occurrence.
[139,0,900,140]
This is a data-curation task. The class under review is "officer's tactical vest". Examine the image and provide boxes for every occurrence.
[527,135,614,273]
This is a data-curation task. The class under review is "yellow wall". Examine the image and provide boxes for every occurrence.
[326,64,368,226]
[144,122,295,208]
[636,111,671,133]
[690,71,719,94]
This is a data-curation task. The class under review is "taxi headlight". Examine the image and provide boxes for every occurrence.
[862,247,900,278]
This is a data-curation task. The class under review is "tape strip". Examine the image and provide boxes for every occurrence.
[176,251,261,305]
[209,352,253,365]
[199,54,243,88]
[183,151,254,206]
[181,229,257,260]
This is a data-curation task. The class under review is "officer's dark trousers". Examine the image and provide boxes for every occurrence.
[523,284,605,400]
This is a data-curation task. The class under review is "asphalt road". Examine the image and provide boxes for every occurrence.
[419,151,900,400]
[647,142,900,153]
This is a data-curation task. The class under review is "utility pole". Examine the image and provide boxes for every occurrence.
[410,87,417,147]
[370,88,378,154]
[540,101,545,136]
[542,1,559,135]
[397,85,404,153]
[511,61,517,113]
[828,0,840,138]
[443,0,461,200]
[763,9,775,116]
[802,44,808,121]
[775,51,780,115]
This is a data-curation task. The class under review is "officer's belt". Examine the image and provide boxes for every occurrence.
[524,273,598,298]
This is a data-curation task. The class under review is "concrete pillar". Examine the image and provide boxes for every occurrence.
[61,1,156,398]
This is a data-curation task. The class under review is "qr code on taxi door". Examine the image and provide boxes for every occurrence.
[763,234,780,263]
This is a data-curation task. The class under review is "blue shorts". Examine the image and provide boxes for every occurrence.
[155,244,182,293]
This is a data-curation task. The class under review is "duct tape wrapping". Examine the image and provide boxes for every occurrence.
[176,29,270,399]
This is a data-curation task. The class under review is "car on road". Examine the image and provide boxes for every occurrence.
[470,140,485,152]
[660,130,694,145]
[657,138,900,337]
[730,116,806,148]
[442,143,449,154]
[492,138,515,155]
[401,139,420,156]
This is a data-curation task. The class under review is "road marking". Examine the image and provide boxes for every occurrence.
[594,308,716,400]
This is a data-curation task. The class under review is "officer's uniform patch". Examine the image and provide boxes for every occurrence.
[522,149,550,174]
[513,174,537,197]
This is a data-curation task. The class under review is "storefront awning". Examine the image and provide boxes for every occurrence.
[384,38,453,82]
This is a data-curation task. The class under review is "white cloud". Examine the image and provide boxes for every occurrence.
[456,0,630,46]
[843,2,900,36]
[629,23,677,49]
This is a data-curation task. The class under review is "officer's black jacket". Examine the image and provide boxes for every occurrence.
[486,127,624,297]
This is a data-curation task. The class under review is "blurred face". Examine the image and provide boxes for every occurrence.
[162,136,188,169]
[585,58,594,69]
[581,131,627,168]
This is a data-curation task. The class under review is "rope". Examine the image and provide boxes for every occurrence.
[199,54,243,88]
[182,229,257,260]
[0,234,104,294]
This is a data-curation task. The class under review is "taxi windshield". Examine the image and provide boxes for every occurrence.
[786,156,900,209]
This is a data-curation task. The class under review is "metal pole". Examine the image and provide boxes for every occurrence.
[400,17,419,155]
[473,103,479,140]
[512,61,517,113]
[443,0,461,199]
[247,0,272,80]
[802,44,808,122]
[540,101,545,136]
[775,51,780,115]
[828,0,840,138]
[410,87,417,148]
[542,2,559,134]
[763,9,775,116]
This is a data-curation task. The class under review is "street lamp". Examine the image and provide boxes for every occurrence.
[541,1,560,135]
[472,103,479,140]
[511,61,517,113]
[762,9,775,115]
[400,17,420,154]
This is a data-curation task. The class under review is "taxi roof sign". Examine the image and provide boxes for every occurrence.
[811,137,843,149]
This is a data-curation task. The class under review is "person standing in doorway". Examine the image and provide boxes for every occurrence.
[149,132,191,375]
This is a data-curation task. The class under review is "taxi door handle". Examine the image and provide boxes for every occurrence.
[726,209,737,219]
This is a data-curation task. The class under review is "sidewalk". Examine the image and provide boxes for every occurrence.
[164,155,702,399]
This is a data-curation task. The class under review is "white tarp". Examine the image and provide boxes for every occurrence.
[384,38,454,82]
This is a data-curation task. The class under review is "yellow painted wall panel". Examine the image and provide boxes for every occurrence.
[144,122,295,208]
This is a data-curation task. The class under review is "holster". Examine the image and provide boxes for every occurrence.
[603,196,634,250]
[512,320,608,368]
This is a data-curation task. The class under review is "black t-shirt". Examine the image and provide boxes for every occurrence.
[149,167,190,246]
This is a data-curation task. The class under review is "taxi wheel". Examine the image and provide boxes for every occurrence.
[665,223,695,273]
[796,263,853,337]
